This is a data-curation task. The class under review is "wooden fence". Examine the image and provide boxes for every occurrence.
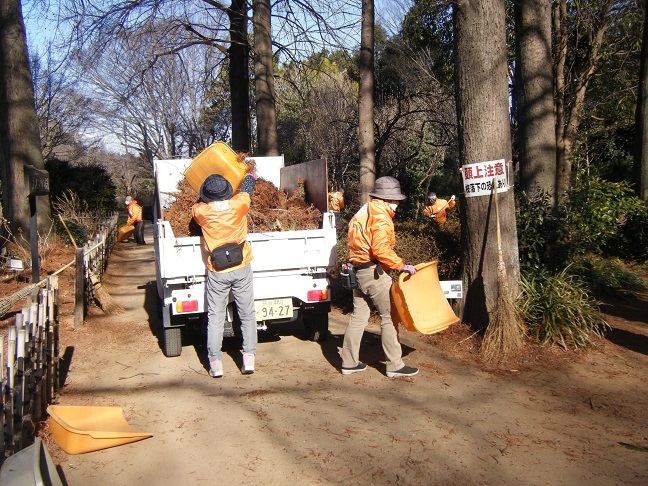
[0,278,60,457]
[0,213,118,459]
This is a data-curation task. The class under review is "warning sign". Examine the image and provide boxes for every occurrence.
[461,159,508,198]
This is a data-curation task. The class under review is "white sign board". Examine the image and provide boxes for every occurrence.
[153,158,193,208]
[461,159,508,198]
[440,280,463,299]
[248,155,284,188]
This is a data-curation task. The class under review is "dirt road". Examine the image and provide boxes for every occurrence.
[46,224,648,485]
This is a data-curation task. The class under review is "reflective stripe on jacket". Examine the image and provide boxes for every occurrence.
[347,198,403,271]
[126,201,143,225]
[192,192,253,273]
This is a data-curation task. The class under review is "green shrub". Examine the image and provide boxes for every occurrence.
[46,158,118,213]
[605,205,648,262]
[567,255,648,298]
[518,268,609,349]
[516,190,570,273]
[55,219,87,247]
[564,177,644,255]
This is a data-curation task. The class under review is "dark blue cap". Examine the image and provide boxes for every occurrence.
[199,174,233,202]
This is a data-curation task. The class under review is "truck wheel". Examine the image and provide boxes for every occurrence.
[304,313,329,342]
[163,327,182,357]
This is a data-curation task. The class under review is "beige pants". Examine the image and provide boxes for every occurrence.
[341,266,404,372]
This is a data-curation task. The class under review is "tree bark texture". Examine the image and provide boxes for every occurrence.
[0,0,50,234]
[358,0,376,204]
[454,0,520,329]
[635,0,648,205]
[228,0,251,153]
[515,0,556,206]
[253,0,279,156]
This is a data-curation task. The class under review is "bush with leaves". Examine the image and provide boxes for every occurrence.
[563,177,644,255]
[605,205,648,262]
[46,158,117,213]
[518,268,609,349]
[516,190,570,273]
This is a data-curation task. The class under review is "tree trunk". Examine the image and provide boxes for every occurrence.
[554,0,614,197]
[0,0,51,235]
[358,0,376,204]
[515,0,556,206]
[454,0,520,329]
[253,0,279,156]
[635,0,648,205]
[228,0,251,153]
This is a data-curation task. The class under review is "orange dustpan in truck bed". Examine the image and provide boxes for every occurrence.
[47,405,153,454]
[391,261,460,334]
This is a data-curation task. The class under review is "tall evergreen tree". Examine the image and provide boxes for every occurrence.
[0,0,51,234]
[454,0,521,329]
[515,0,556,206]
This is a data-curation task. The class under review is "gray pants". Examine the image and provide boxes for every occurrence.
[206,264,257,362]
[341,266,404,372]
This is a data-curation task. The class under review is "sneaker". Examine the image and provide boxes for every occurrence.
[387,365,419,378]
[241,353,255,374]
[209,360,223,378]
[341,362,368,375]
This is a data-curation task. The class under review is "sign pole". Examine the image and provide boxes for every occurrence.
[29,195,39,282]
[25,166,50,283]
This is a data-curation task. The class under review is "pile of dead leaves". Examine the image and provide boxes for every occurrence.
[164,177,322,237]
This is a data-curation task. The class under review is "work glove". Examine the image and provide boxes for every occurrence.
[401,264,417,275]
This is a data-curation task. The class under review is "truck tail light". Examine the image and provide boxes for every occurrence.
[176,300,199,313]
[307,289,328,301]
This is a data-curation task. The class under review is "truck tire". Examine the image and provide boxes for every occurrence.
[304,313,329,342]
[163,327,182,357]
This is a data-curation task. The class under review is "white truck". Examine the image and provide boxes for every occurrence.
[152,156,337,357]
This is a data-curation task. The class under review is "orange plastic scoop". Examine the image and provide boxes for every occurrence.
[391,261,460,334]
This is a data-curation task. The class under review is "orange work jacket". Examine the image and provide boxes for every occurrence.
[328,191,344,212]
[192,192,253,273]
[423,198,455,224]
[126,201,143,225]
[347,198,403,271]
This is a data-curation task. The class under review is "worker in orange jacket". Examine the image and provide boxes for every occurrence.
[423,192,456,224]
[328,189,344,226]
[125,196,145,245]
[341,176,419,378]
[192,171,258,378]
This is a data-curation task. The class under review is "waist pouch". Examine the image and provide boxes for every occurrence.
[210,242,245,271]
[340,263,358,290]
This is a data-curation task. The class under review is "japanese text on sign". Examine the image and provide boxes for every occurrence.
[461,159,508,197]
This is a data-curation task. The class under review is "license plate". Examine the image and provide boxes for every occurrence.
[255,298,293,321]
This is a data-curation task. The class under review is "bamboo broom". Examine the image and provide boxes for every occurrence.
[58,215,124,315]
[480,179,524,362]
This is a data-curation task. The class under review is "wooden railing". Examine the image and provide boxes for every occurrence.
[74,214,119,326]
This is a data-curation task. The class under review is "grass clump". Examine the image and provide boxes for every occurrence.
[568,256,648,299]
[519,268,609,349]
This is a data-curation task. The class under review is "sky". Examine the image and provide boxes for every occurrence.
[21,0,410,154]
